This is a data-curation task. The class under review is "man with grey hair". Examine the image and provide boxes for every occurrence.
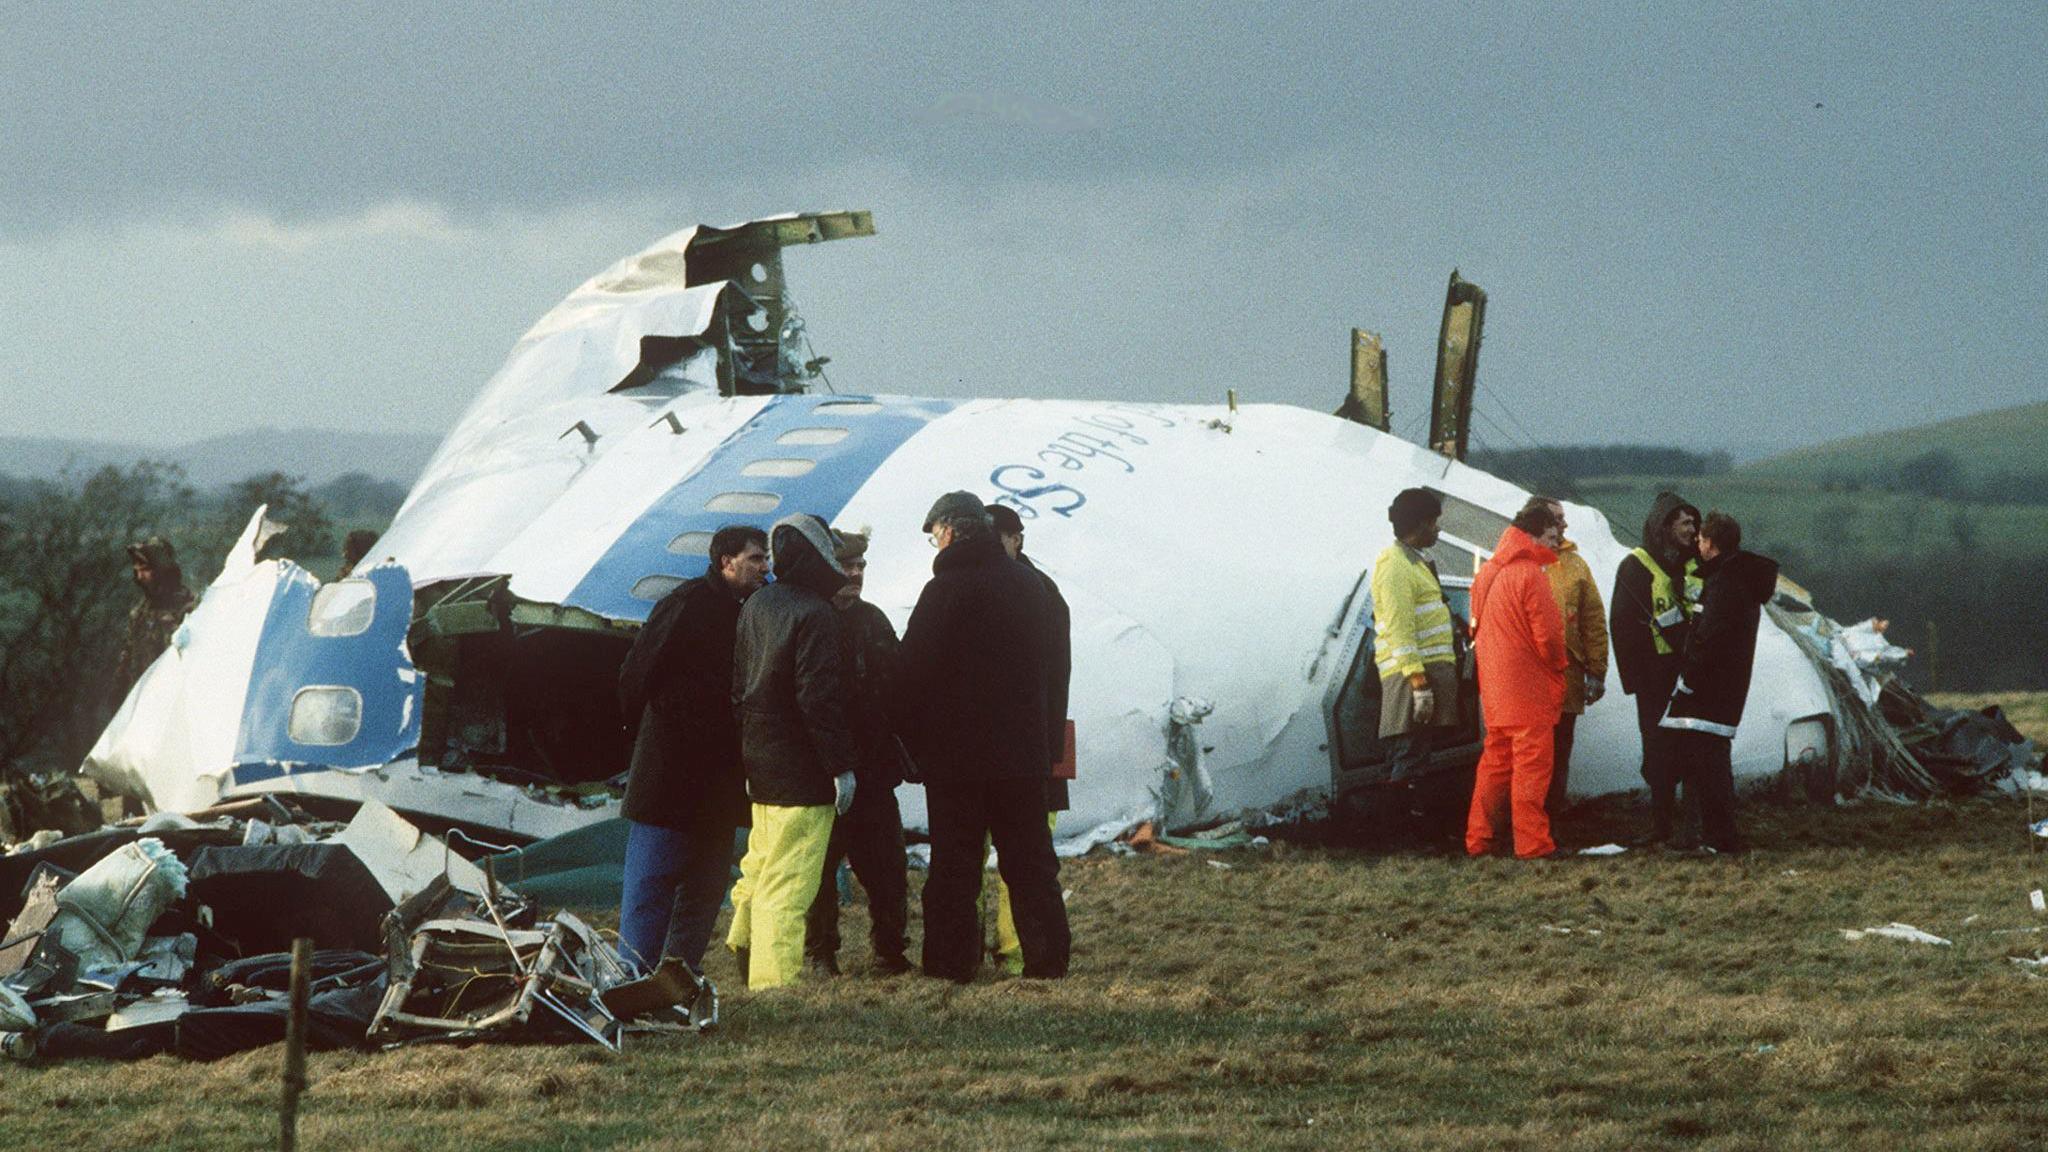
[895,491,1070,980]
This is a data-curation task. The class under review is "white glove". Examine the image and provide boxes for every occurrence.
[1584,673,1606,705]
[834,772,857,816]
[1410,687,1436,726]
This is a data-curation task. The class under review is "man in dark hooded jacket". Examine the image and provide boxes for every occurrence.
[114,537,198,698]
[1609,492,1701,844]
[1659,511,1777,855]
[803,528,912,975]
[614,525,767,980]
[896,492,1069,981]
[724,513,860,989]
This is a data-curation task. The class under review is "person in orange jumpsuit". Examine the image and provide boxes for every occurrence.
[1465,498,1570,859]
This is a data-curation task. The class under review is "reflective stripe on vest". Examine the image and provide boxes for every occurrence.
[1630,547,1702,655]
[1372,546,1456,677]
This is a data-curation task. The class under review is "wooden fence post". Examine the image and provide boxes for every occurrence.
[280,937,312,1152]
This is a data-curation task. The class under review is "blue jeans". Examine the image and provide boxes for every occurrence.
[618,818,740,973]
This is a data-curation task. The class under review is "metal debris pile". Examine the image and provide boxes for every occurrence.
[0,797,707,1064]
[1768,600,2038,799]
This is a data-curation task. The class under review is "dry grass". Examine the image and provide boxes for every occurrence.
[8,694,2047,1151]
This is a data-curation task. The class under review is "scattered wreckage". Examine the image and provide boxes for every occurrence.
[0,800,708,1064]
[80,210,2037,857]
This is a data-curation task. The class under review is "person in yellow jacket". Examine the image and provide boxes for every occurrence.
[1537,498,1610,822]
[1371,488,1460,782]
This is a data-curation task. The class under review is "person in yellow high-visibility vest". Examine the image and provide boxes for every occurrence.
[1371,489,1461,783]
[1609,491,1702,845]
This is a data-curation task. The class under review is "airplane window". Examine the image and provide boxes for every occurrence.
[777,428,850,446]
[307,581,376,637]
[668,531,713,555]
[1427,489,1512,552]
[631,575,686,601]
[741,459,817,478]
[704,492,782,514]
[1329,614,1386,774]
[814,401,881,415]
[288,686,362,746]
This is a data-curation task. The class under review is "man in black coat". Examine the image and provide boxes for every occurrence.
[804,528,913,975]
[896,492,1070,981]
[614,525,768,975]
[987,502,1073,974]
[1609,491,1701,844]
[1659,511,1778,855]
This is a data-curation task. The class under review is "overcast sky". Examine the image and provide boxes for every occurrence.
[3,3,2042,458]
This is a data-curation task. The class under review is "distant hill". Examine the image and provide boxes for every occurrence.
[1738,400,2048,500]
[0,427,442,489]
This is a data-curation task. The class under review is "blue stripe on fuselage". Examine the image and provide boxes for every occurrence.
[233,563,424,780]
[564,394,959,623]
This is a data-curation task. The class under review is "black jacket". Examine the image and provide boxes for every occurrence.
[836,598,906,788]
[1610,491,1701,697]
[1663,548,1779,735]
[895,533,1056,782]
[1022,553,1074,811]
[618,574,748,829]
[732,521,858,807]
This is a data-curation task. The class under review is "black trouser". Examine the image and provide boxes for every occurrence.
[923,775,1069,981]
[1633,677,1688,840]
[1384,726,1438,783]
[1548,711,1577,819]
[804,782,909,966]
[1672,730,1741,852]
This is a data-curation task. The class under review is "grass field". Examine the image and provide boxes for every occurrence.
[4,695,2044,1151]
[1739,399,2048,491]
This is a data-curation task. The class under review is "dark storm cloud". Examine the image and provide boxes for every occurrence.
[17,4,2035,230]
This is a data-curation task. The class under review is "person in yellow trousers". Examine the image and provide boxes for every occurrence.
[724,514,860,989]
[984,504,1072,974]
[1539,497,1610,825]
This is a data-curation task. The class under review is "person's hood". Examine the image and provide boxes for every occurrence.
[1640,491,1700,568]
[769,514,848,600]
[126,535,187,603]
[1490,525,1559,569]
[1701,549,1779,605]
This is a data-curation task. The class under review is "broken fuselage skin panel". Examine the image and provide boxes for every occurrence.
[85,212,1851,844]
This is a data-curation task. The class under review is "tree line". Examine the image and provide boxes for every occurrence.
[1469,445,1734,500]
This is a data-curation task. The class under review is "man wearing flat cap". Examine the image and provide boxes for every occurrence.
[895,492,1070,980]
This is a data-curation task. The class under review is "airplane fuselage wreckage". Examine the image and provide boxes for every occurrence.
[85,212,1888,848]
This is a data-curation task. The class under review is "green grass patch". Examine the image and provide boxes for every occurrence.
[1740,399,2048,492]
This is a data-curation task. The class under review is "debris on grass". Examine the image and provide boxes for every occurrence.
[0,801,683,1065]
[1839,923,1952,946]
[1578,843,1626,856]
